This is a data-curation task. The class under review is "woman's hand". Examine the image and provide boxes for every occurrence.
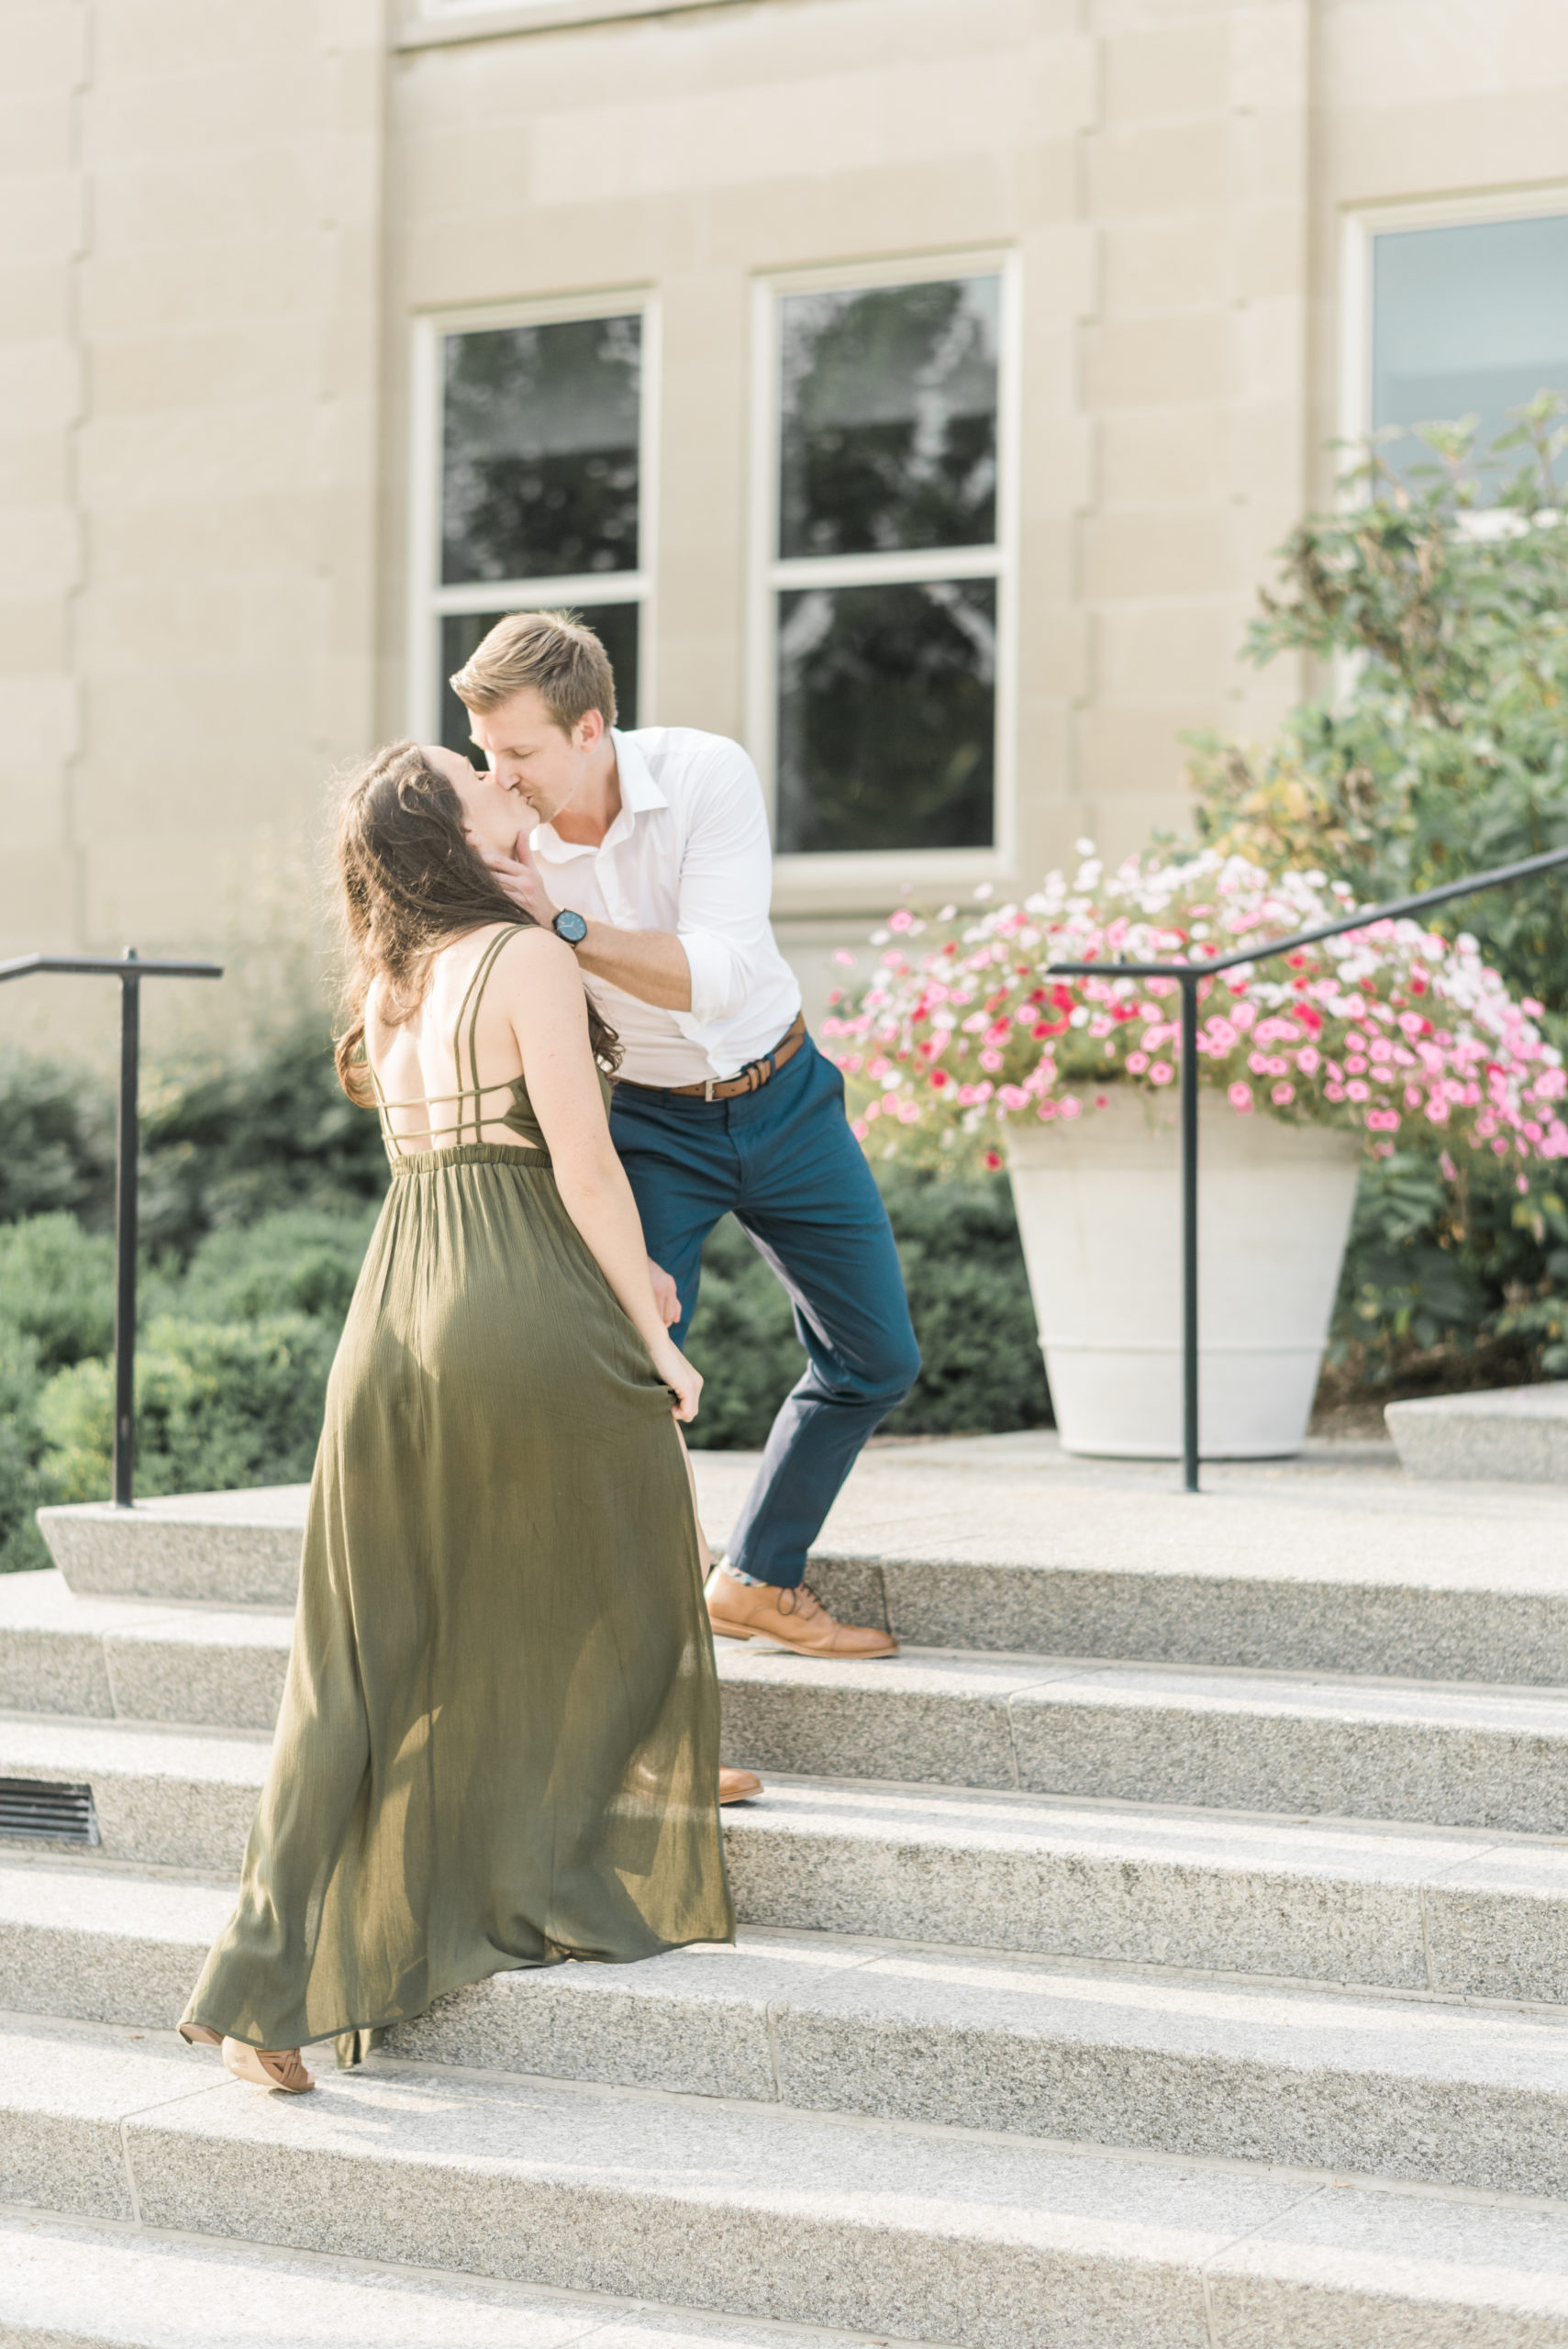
[652,1335,703,1423]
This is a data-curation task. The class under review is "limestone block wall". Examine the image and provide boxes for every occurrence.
[4,0,1568,1006]
[1,1,91,956]
[383,0,1315,918]
[0,0,385,990]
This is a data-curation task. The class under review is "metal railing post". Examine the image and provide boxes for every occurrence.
[0,949,223,1508]
[1180,973,1199,1494]
[112,952,141,1508]
[1050,840,1568,1493]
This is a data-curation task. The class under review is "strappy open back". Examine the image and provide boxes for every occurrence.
[367,927,549,1162]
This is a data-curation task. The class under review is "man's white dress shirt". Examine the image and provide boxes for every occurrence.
[529,726,803,1089]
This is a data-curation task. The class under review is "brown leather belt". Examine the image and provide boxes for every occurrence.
[617,1011,807,1104]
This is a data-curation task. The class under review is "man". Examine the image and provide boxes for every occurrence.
[451,608,918,1661]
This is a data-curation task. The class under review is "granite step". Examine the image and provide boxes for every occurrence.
[38,1466,1568,1682]
[6,1857,1568,2199]
[718,1644,1568,1835]
[0,2207,928,2349]
[3,1720,1567,2001]
[1387,1382,1568,1485]
[7,2016,1568,2349]
[10,1569,1568,1836]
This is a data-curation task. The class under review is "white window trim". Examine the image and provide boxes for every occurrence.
[746,249,1021,918]
[1340,184,1568,464]
[407,289,660,740]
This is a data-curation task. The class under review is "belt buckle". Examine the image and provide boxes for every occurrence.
[704,1078,716,1102]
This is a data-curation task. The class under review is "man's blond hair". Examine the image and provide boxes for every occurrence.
[449,609,617,732]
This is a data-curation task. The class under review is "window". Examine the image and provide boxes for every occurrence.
[413,302,652,748]
[752,265,1013,865]
[1352,205,1568,495]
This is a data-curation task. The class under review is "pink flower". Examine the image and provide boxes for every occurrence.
[1296,1046,1320,1075]
[1272,1082,1295,1106]
[1346,1079,1370,1102]
[888,909,914,932]
[1228,1082,1252,1112]
[979,1048,1004,1073]
[1366,1108,1400,1132]
[1125,1051,1150,1074]
[833,949,857,968]
[1059,1096,1082,1120]
[997,1085,1030,1110]
[1150,1062,1174,1085]
[851,1119,870,1141]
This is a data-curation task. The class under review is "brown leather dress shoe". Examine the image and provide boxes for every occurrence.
[718,1766,762,1803]
[706,1570,898,1659]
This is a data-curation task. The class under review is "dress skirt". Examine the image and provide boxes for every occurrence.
[181,1141,734,2054]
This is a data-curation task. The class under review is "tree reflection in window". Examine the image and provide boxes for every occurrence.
[779,279,998,559]
[442,316,641,584]
[776,581,995,854]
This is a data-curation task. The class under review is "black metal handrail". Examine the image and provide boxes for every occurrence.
[0,952,223,1507]
[1050,844,1568,1492]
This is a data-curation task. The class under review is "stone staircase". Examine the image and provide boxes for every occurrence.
[3,1435,1568,2346]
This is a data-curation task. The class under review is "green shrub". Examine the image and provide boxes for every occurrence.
[139,1028,386,1256]
[0,1213,117,1374]
[0,1050,117,1230]
[880,1171,1049,1436]
[37,1313,339,1504]
[161,1207,381,1326]
[0,1328,52,1574]
[684,1168,1048,1449]
[0,1023,386,1263]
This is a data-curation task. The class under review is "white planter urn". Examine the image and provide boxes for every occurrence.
[1006,1086,1363,1459]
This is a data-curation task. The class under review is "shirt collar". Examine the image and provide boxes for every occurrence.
[530,729,666,863]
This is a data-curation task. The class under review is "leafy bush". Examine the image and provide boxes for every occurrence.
[1188,395,1568,1016]
[37,1314,339,1504]
[0,1214,117,1374]
[684,1169,1048,1449]
[1189,395,1568,1392]
[0,1051,117,1230]
[0,1022,386,1266]
[0,1329,51,1574]
[138,1029,386,1256]
[155,1207,381,1327]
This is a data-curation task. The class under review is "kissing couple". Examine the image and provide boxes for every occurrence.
[177,609,920,2088]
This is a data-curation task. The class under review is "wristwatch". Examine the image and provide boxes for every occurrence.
[550,908,588,947]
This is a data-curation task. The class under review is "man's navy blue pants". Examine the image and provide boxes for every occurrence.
[609,1035,920,1589]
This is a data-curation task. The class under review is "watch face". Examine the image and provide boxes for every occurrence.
[552,907,588,945]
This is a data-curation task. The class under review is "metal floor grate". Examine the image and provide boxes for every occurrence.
[0,1777,100,1845]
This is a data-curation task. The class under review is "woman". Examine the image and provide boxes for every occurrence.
[177,740,740,2092]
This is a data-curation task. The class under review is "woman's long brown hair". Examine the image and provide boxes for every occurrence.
[331,740,620,1108]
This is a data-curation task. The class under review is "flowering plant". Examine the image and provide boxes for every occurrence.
[823,848,1568,1174]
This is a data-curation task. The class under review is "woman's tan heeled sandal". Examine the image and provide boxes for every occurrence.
[177,2022,222,2048]
[221,2036,315,2093]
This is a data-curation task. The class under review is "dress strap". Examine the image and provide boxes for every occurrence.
[364,1057,405,1164]
[453,927,519,1147]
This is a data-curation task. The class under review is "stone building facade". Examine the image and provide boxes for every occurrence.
[6,0,1568,1025]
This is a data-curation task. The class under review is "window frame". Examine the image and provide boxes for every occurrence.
[1340,185,1568,471]
[746,250,1021,912]
[407,288,661,741]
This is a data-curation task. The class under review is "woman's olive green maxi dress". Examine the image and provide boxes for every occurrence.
[181,933,734,2057]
